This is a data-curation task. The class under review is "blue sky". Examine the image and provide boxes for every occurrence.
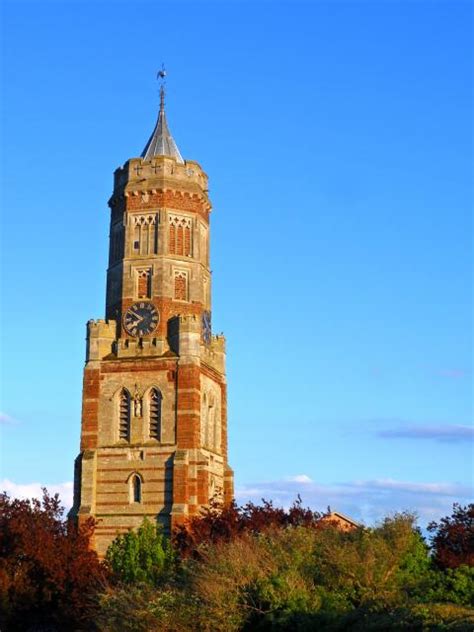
[1,0,472,526]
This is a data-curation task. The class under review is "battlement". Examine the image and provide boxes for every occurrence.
[115,337,167,358]
[211,334,226,349]
[113,156,209,197]
[87,319,116,333]
[201,334,226,373]
[86,319,116,362]
[177,313,201,334]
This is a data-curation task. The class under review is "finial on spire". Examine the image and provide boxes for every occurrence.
[141,65,184,163]
[157,63,166,112]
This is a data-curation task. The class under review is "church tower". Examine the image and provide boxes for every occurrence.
[70,83,234,556]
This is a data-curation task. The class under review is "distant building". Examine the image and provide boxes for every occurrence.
[69,85,233,556]
[321,511,362,531]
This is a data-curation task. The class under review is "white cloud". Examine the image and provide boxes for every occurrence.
[285,474,313,484]
[1,479,74,511]
[235,475,472,528]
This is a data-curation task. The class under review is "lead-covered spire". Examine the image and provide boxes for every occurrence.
[141,84,184,163]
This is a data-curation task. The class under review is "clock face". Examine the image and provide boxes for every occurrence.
[123,302,159,337]
[202,310,212,345]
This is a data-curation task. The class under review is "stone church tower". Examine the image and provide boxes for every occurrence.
[70,85,234,556]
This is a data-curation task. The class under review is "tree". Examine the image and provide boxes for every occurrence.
[428,503,474,569]
[0,489,107,631]
[310,513,431,608]
[173,496,322,559]
[106,518,174,586]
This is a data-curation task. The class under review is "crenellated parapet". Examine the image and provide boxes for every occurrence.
[201,334,226,374]
[86,319,116,362]
[109,156,211,216]
[114,337,168,358]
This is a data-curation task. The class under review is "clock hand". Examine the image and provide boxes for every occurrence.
[129,312,144,323]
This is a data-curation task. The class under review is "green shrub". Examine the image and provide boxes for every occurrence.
[105,518,174,586]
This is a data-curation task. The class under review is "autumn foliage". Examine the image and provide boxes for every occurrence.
[173,496,323,558]
[428,503,474,570]
[0,489,107,631]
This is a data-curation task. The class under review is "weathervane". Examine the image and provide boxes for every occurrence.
[157,63,166,109]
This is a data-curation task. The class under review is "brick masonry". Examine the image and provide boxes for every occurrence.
[70,153,234,557]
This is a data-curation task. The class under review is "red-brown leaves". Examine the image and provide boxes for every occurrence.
[0,489,108,630]
[428,503,474,570]
[172,495,322,559]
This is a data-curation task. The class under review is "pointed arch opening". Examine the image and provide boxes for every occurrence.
[129,473,142,504]
[149,387,162,441]
[119,388,131,441]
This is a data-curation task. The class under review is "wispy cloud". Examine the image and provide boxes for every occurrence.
[0,412,19,425]
[1,479,74,510]
[377,424,473,443]
[235,475,472,527]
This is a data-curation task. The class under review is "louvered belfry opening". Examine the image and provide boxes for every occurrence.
[119,389,131,441]
[149,388,162,440]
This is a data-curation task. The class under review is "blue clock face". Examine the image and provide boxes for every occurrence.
[123,302,159,337]
[202,310,212,344]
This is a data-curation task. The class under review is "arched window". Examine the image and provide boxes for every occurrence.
[149,388,162,440]
[119,388,131,441]
[131,474,142,503]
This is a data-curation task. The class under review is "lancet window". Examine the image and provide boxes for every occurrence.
[130,474,142,503]
[131,214,158,256]
[169,215,192,257]
[119,388,131,441]
[149,388,162,441]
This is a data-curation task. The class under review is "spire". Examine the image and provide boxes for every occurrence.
[141,81,184,164]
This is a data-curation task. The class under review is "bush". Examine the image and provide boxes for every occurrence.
[106,518,175,586]
[185,527,322,631]
[310,513,429,608]
[97,584,199,632]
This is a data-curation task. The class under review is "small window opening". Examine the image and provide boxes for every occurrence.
[132,475,141,503]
